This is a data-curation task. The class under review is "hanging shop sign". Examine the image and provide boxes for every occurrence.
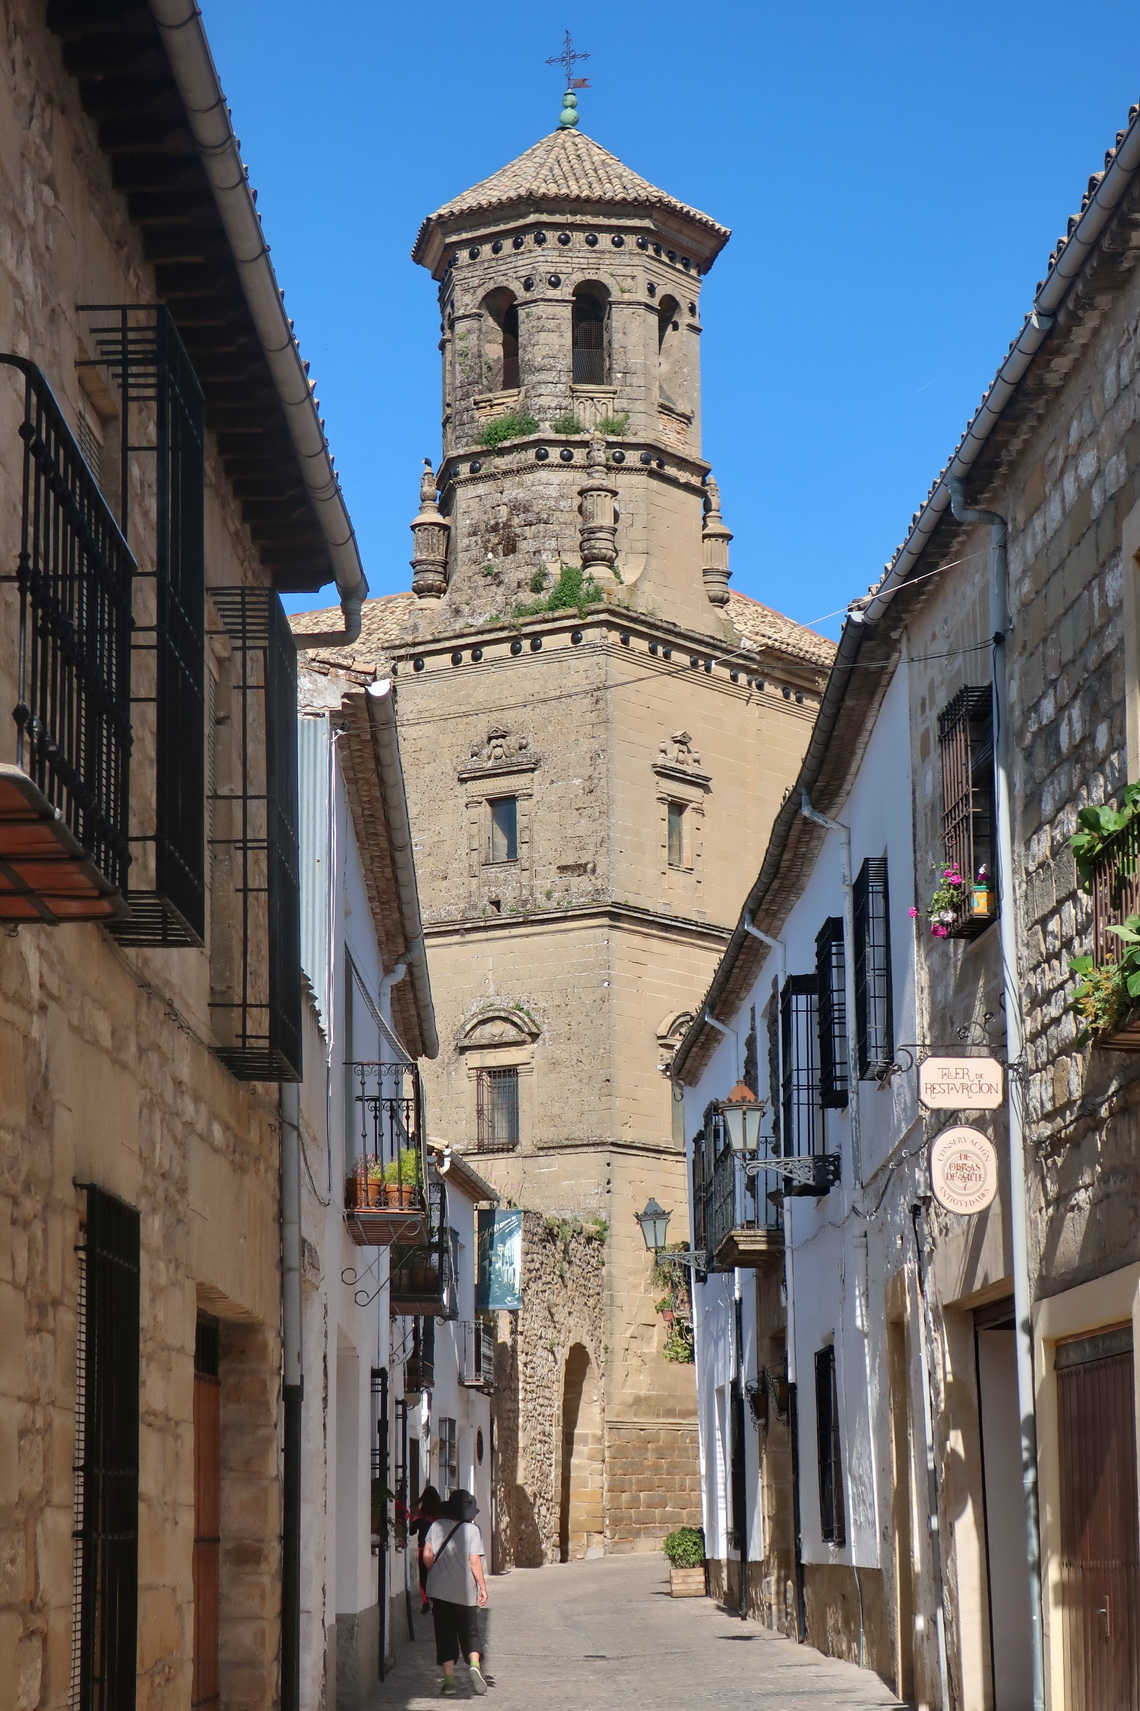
[929,1126,998,1216]
[476,1208,523,1311]
[918,1054,1003,1111]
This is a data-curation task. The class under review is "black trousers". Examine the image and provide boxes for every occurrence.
[431,1598,481,1665]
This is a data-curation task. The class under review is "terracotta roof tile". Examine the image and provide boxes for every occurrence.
[725,591,835,669]
[413,128,729,264]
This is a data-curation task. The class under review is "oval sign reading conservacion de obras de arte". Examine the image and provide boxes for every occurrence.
[929,1126,998,1216]
[918,1054,1004,1111]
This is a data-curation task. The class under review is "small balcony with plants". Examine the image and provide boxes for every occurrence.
[343,1060,429,1247]
[390,1175,458,1319]
[692,1091,785,1275]
[1069,788,1140,1050]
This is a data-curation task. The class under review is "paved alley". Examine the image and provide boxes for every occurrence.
[376,1556,905,1710]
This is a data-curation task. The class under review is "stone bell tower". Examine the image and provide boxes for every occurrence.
[295,102,833,1563]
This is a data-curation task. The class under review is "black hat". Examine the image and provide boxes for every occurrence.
[444,1488,478,1522]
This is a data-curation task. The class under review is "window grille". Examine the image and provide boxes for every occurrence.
[815,918,848,1108]
[502,304,520,391]
[572,289,608,385]
[476,1067,520,1152]
[73,1185,140,1711]
[487,796,518,863]
[690,1118,709,1256]
[937,686,996,938]
[438,1418,459,1498]
[853,858,894,1078]
[209,588,302,1081]
[393,1399,409,1549]
[1,355,134,906]
[765,993,780,1153]
[79,307,207,947]
[815,1345,846,1546]
[667,801,685,868]
[781,976,820,1159]
[370,1367,390,1550]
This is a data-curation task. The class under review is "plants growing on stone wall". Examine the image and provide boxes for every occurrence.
[911,863,992,936]
[552,410,583,435]
[512,563,602,621]
[478,408,539,448]
[1070,785,1140,881]
[596,411,630,436]
[1066,784,1140,1043]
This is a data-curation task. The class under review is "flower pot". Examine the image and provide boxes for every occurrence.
[384,1184,402,1207]
[971,887,993,918]
[367,1179,384,1208]
[399,1184,418,1209]
[345,1175,360,1210]
[660,1308,675,1326]
[669,1565,706,1598]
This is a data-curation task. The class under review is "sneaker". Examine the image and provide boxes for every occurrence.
[469,1664,488,1696]
[440,1677,456,1696]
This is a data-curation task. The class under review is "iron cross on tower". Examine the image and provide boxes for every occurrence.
[546,31,590,128]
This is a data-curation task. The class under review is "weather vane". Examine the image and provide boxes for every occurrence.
[546,30,590,128]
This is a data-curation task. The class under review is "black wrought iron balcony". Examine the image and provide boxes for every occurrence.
[344,1061,429,1248]
[0,356,134,922]
[702,1140,785,1273]
[390,1176,458,1321]
[459,1319,496,1391]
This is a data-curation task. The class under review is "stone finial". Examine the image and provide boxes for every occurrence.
[701,476,733,606]
[577,435,618,575]
[410,458,450,600]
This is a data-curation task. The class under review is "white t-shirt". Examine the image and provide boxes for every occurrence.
[426,1519,485,1606]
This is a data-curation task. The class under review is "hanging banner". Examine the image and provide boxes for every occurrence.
[929,1126,998,1216]
[476,1208,523,1311]
[918,1055,1004,1111]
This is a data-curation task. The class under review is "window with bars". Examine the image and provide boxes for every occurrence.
[572,285,610,385]
[937,686,996,938]
[765,991,780,1153]
[79,306,207,948]
[208,589,302,1081]
[476,1067,520,1152]
[815,1345,846,1545]
[815,918,848,1108]
[667,801,686,868]
[853,858,894,1078]
[781,976,820,1159]
[72,1185,140,1711]
[438,1417,459,1498]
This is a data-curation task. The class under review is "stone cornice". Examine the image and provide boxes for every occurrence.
[422,899,732,945]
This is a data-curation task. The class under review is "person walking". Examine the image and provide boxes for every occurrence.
[423,1488,489,1696]
[411,1483,444,1614]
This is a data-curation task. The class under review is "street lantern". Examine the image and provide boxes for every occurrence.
[719,1081,766,1154]
[635,1198,671,1253]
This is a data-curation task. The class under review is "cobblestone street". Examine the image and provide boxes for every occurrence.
[376,1557,906,1709]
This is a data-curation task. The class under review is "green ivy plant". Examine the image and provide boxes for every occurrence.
[478,408,539,449]
[1070,915,1140,1043]
[1070,784,1140,885]
[512,563,602,621]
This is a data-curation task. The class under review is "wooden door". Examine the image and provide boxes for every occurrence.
[1057,1326,1140,1711]
[192,1321,221,1710]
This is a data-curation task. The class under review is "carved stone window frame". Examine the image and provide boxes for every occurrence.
[652,745,710,884]
[460,735,539,900]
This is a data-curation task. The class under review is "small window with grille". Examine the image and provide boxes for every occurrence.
[476,1067,520,1152]
[780,975,820,1159]
[815,1345,846,1545]
[667,801,686,868]
[438,1417,459,1498]
[572,284,610,385]
[487,796,518,864]
[815,918,848,1108]
[853,858,893,1078]
[937,686,996,936]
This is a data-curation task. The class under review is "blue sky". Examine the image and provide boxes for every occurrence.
[201,2,1140,638]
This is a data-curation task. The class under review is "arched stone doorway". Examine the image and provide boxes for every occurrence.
[559,1344,603,1561]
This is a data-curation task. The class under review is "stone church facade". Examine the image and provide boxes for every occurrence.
[296,122,832,1560]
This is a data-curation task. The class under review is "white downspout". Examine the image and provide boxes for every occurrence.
[947,479,1044,1711]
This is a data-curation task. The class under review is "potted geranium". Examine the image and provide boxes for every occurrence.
[663,1526,706,1597]
[912,863,992,936]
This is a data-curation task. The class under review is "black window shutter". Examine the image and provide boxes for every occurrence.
[854,858,894,1079]
[815,1345,846,1546]
[781,975,820,1159]
[815,918,848,1108]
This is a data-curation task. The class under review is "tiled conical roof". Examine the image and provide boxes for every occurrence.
[413,128,729,270]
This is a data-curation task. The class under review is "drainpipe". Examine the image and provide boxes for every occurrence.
[740,918,806,1639]
[148,0,368,646]
[798,795,862,1187]
[946,479,1044,1711]
[378,961,407,1010]
[911,1201,951,1711]
[280,1083,303,1711]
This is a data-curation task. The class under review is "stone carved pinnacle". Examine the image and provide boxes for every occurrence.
[410,458,450,600]
[701,475,733,606]
[577,434,619,576]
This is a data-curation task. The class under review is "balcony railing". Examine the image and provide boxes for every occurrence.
[702,1140,784,1272]
[0,356,134,921]
[344,1061,429,1247]
[459,1319,496,1391]
[1090,820,1140,1048]
[390,1176,458,1320]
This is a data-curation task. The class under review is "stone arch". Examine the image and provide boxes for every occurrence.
[657,293,684,409]
[558,1342,603,1561]
[572,281,611,385]
[481,287,520,391]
